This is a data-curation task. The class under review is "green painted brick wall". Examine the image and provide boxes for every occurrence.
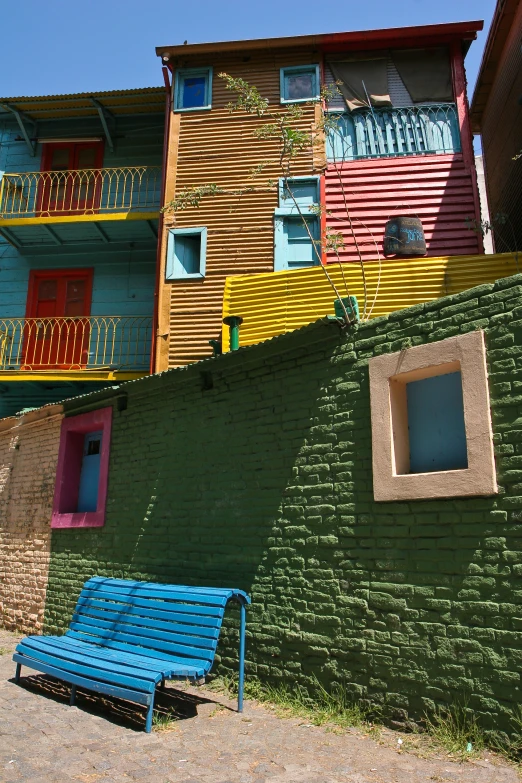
[44,274,522,736]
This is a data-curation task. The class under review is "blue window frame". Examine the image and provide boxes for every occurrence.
[166,227,207,280]
[77,431,103,513]
[280,65,320,104]
[174,67,213,111]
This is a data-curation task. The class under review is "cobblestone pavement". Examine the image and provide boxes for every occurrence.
[0,631,519,783]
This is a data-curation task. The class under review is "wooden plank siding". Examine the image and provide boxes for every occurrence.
[324,153,481,264]
[156,48,322,369]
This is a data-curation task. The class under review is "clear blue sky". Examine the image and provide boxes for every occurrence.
[0,0,495,101]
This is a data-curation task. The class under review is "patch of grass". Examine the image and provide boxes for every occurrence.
[0,648,8,655]
[209,674,379,732]
[152,709,179,732]
[425,703,485,760]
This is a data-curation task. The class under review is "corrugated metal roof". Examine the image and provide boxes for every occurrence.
[0,86,165,121]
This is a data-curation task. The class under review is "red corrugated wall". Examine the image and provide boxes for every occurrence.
[324,153,481,264]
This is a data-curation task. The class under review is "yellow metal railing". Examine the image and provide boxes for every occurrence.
[0,316,152,371]
[0,166,161,218]
[222,252,520,350]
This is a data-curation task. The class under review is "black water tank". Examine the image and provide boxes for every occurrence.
[383,216,427,257]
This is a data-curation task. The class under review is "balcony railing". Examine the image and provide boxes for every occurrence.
[0,316,152,372]
[326,104,461,162]
[0,166,161,219]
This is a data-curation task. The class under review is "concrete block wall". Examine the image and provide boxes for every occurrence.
[14,273,522,736]
[0,407,62,633]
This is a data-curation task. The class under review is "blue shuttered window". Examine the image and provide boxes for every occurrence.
[326,104,461,162]
[77,431,103,513]
[274,177,321,271]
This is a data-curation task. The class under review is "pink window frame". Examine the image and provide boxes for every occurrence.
[51,406,112,528]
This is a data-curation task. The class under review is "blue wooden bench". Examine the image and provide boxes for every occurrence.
[13,576,250,732]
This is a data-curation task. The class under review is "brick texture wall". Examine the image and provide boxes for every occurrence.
[0,408,61,633]
[43,274,522,736]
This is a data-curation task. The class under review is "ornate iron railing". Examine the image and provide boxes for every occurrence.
[0,166,161,219]
[0,316,152,371]
[326,104,461,161]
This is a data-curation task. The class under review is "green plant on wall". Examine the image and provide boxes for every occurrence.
[162,75,380,324]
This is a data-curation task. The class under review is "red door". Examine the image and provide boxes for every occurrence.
[23,270,93,369]
[37,142,104,215]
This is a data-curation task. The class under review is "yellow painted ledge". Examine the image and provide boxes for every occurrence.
[222,252,520,351]
[0,371,148,382]
[0,212,159,227]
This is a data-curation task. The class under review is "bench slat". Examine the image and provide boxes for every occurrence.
[75,596,223,627]
[70,614,218,653]
[73,606,220,640]
[15,643,158,692]
[13,652,153,706]
[68,623,215,664]
[19,638,163,681]
[65,631,209,676]
[50,635,203,674]
[83,579,229,607]
[86,576,243,601]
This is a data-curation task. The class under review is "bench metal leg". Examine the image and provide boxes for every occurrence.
[70,685,77,706]
[160,677,165,690]
[15,663,21,684]
[238,602,246,713]
[145,694,155,733]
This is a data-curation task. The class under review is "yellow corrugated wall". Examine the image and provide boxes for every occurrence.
[221,252,520,350]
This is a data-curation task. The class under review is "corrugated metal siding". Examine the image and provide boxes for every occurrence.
[222,251,519,350]
[162,48,321,368]
[480,1,522,252]
[325,153,481,264]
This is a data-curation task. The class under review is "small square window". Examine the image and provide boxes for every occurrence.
[280,65,320,104]
[166,227,207,280]
[52,407,112,528]
[174,67,213,111]
[369,331,497,502]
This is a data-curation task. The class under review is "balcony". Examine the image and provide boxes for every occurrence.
[0,315,152,381]
[326,103,461,162]
[0,166,161,247]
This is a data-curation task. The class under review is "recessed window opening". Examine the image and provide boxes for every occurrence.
[166,227,207,280]
[406,371,468,473]
[77,431,103,513]
[390,362,468,476]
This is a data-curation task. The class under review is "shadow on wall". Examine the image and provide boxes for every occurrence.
[42,310,522,733]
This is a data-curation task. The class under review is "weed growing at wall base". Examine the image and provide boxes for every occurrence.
[209,674,380,731]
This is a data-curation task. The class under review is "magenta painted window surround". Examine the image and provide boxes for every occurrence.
[51,406,112,528]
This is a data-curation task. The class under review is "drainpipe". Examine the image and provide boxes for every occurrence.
[223,316,243,351]
[150,63,173,375]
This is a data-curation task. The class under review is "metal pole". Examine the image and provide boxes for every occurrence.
[223,316,243,352]
[238,602,246,712]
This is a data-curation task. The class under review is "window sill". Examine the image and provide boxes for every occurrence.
[280,97,319,105]
[173,105,212,113]
[51,510,105,529]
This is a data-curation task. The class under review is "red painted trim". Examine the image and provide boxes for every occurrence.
[157,20,483,59]
[451,41,484,252]
[40,141,104,173]
[51,406,113,529]
[320,174,327,265]
[151,66,172,374]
